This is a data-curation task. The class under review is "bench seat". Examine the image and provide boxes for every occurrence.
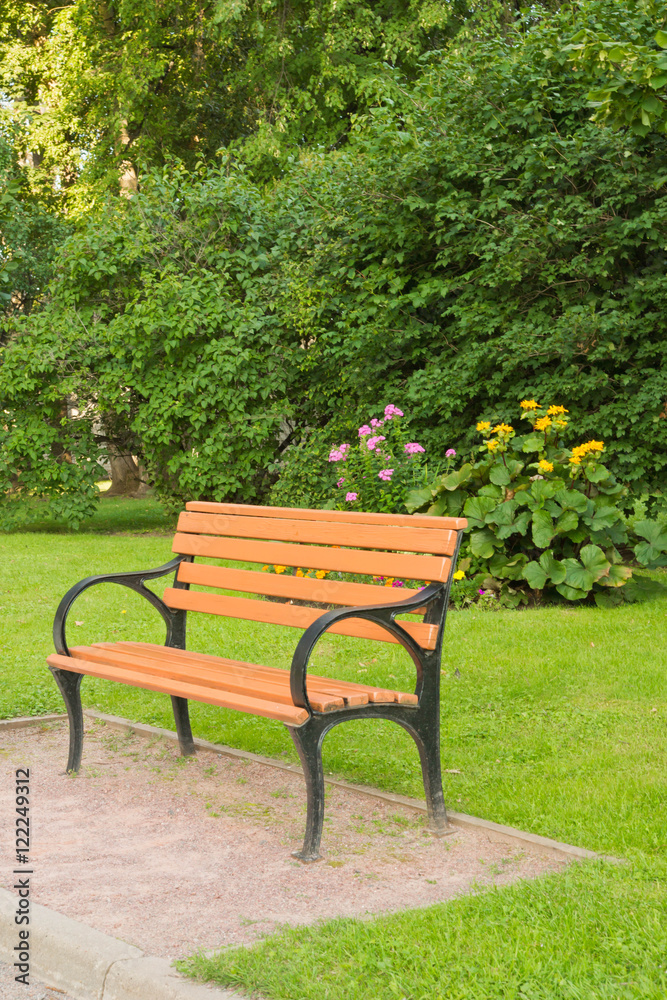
[47,641,417,727]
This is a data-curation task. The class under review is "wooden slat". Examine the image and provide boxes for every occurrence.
[177,511,458,556]
[172,533,449,583]
[176,562,426,606]
[162,588,438,649]
[68,645,346,713]
[47,654,309,726]
[113,643,417,705]
[186,501,467,532]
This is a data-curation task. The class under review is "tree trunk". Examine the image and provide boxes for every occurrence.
[105,448,146,496]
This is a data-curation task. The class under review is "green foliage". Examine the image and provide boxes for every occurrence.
[563,1,667,136]
[0,0,465,204]
[6,1,667,522]
[0,164,295,526]
[407,402,667,605]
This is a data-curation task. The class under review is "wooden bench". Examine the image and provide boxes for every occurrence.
[47,502,467,861]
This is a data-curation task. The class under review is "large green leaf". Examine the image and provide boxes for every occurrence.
[530,479,557,503]
[405,487,433,513]
[596,563,633,588]
[469,528,497,559]
[562,557,594,593]
[463,495,497,527]
[555,509,579,534]
[594,589,624,609]
[489,464,511,486]
[539,550,567,585]
[489,552,527,580]
[523,560,547,590]
[632,520,667,566]
[487,499,517,525]
[496,510,531,540]
[521,435,544,452]
[584,463,611,484]
[554,487,588,513]
[478,484,504,499]
[531,508,555,548]
[583,505,619,531]
[623,574,667,603]
[439,463,473,491]
[579,544,611,583]
[556,582,588,601]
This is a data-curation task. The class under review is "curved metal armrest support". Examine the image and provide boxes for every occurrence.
[289,582,445,712]
[53,556,186,657]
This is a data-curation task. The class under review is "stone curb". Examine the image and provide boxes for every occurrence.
[84,709,617,864]
[0,714,67,731]
[0,889,240,1000]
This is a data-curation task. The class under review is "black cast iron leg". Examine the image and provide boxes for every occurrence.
[171,696,196,757]
[407,715,449,835]
[288,720,327,863]
[49,668,84,773]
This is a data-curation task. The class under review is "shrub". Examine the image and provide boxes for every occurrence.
[407,401,667,607]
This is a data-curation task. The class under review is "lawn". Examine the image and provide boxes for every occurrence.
[2,502,667,999]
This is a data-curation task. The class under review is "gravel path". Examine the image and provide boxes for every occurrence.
[0,959,73,999]
[0,720,567,963]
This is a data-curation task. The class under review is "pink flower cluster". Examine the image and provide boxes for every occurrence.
[336,477,345,487]
[404,442,425,455]
[384,404,404,420]
[345,492,358,502]
[366,435,386,451]
[358,425,372,437]
[328,443,350,462]
[370,417,384,428]
[378,468,394,481]
[446,448,457,458]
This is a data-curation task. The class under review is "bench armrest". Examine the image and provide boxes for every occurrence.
[53,556,186,657]
[289,582,446,712]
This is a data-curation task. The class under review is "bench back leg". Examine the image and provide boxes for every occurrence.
[400,711,448,834]
[49,667,84,773]
[288,719,328,863]
[170,696,196,757]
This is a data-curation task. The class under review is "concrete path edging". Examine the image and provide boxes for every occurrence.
[0,889,239,1000]
[83,709,617,864]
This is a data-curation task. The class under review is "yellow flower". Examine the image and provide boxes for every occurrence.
[453,570,465,581]
[492,423,514,435]
[274,565,287,574]
[534,416,552,431]
[538,459,554,473]
[315,569,327,579]
[585,439,604,453]
[476,421,491,432]
[569,455,582,466]
[547,405,569,416]
[296,568,304,577]
[384,577,395,587]
[487,440,499,451]
[520,399,540,409]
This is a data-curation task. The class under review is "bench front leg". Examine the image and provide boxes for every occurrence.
[288,716,329,863]
[49,667,84,773]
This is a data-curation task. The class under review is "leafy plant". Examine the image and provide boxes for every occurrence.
[407,401,667,606]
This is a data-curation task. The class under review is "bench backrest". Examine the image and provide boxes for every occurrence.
[163,503,467,650]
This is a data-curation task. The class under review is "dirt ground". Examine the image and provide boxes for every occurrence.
[0,720,567,963]
[0,959,74,999]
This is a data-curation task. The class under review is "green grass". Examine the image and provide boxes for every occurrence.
[2,518,667,998]
[3,493,176,534]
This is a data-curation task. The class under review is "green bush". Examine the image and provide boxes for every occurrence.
[407,400,667,607]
